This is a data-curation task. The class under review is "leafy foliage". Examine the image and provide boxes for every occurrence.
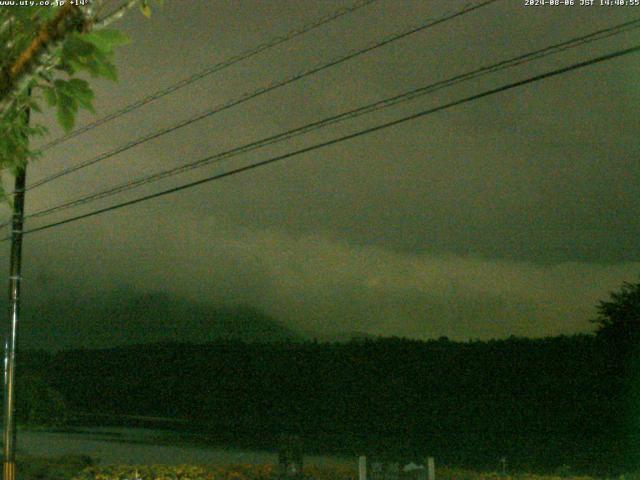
[42,27,129,130]
[592,279,640,349]
[0,2,161,201]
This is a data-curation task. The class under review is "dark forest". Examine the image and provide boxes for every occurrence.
[14,332,639,476]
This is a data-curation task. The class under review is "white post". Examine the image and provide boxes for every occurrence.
[427,457,435,480]
[359,456,367,480]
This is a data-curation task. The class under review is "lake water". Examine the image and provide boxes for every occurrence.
[15,427,357,467]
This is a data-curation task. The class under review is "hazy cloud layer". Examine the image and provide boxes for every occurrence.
[11,213,638,342]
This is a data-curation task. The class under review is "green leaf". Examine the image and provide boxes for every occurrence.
[54,85,78,115]
[88,49,118,81]
[55,61,76,75]
[65,51,117,81]
[74,92,95,113]
[56,93,77,132]
[63,34,96,58]
[54,79,71,95]
[67,78,90,92]
[96,58,117,81]
[101,61,118,81]
[57,104,74,133]
[68,59,92,76]
[81,29,129,53]
[67,79,95,112]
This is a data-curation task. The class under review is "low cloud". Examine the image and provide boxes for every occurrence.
[10,211,638,343]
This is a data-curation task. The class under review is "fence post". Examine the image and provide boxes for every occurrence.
[359,456,367,480]
[427,457,435,480]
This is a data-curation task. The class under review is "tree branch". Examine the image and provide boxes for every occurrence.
[0,5,87,108]
[94,0,141,29]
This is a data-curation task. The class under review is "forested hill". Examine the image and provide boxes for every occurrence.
[20,334,639,475]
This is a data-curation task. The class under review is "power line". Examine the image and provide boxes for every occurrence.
[23,0,499,192]
[35,0,379,152]
[8,43,639,240]
[15,16,640,225]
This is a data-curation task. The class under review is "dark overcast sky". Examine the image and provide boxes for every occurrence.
[2,0,639,345]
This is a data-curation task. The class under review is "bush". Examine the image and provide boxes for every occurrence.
[16,454,94,480]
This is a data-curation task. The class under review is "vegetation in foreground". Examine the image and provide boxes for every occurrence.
[25,461,607,480]
[16,454,94,480]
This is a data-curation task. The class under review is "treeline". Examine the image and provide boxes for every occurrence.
[17,334,640,475]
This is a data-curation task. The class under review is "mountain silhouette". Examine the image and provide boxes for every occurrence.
[4,286,301,350]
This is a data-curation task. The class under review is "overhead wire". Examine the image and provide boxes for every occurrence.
[23,0,499,193]
[35,0,379,152]
[6,42,638,241]
[14,15,640,226]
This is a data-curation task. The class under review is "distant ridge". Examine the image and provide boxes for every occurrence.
[308,330,379,343]
[6,287,303,350]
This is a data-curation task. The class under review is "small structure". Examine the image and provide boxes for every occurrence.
[403,462,427,480]
[360,456,434,480]
[278,434,304,479]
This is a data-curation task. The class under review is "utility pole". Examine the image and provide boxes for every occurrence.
[2,102,29,480]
